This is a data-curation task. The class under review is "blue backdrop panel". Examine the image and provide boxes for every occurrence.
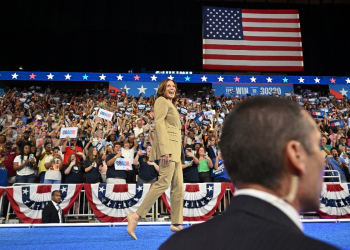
[329,85,350,99]
[109,81,160,97]
[213,83,294,96]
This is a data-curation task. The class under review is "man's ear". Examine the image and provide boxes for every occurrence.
[285,140,306,177]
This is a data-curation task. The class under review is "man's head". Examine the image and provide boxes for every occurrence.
[137,120,142,128]
[220,97,324,212]
[320,136,327,146]
[51,190,61,203]
[207,136,215,146]
[5,141,13,149]
[330,147,339,157]
[23,130,30,139]
[188,130,195,139]
[70,138,77,146]
[339,136,346,145]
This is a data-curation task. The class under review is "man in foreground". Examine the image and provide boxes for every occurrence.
[159,97,338,250]
[42,190,65,223]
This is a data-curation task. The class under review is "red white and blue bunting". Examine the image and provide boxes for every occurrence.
[6,184,83,223]
[161,183,229,221]
[317,183,350,219]
[84,184,151,222]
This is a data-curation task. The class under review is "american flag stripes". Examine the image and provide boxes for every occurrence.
[203,7,303,71]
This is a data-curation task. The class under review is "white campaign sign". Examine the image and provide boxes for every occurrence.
[114,158,132,170]
[187,112,196,119]
[204,110,213,118]
[60,127,78,139]
[98,108,114,121]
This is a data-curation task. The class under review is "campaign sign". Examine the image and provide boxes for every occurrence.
[213,83,293,97]
[216,100,222,107]
[23,103,30,110]
[60,127,78,139]
[217,117,223,125]
[186,98,193,104]
[114,158,131,170]
[204,110,213,118]
[187,112,196,119]
[116,112,122,118]
[320,107,329,113]
[119,107,125,111]
[202,119,210,126]
[117,102,124,107]
[226,100,232,105]
[211,159,225,178]
[98,108,113,121]
[138,104,146,110]
[311,110,327,119]
[146,107,152,112]
[330,120,345,130]
[127,107,132,112]
[124,112,131,116]
[180,107,188,115]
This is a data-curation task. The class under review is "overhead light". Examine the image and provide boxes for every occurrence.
[19,66,23,70]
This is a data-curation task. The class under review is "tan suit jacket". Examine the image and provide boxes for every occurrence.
[150,97,185,163]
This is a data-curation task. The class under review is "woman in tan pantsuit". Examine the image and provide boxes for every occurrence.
[125,79,185,240]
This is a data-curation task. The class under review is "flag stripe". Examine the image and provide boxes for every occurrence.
[242,18,300,23]
[203,44,303,52]
[203,49,303,56]
[243,31,301,37]
[244,36,302,42]
[243,27,301,32]
[203,59,303,66]
[203,54,303,61]
[242,9,300,14]
[203,64,304,71]
[204,39,301,47]
[242,22,300,28]
[242,13,299,19]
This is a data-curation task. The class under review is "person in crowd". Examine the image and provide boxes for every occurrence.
[42,190,65,224]
[337,136,349,151]
[133,145,159,184]
[37,142,53,183]
[0,135,6,149]
[44,147,64,184]
[84,146,102,184]
[320,135,331,157]
[134,119,144,139]
[211,149,229,183]
[62,137,83,165]
[184,129,196,145]
[13,143,37,183]
[105,142,128,184]
[325,147,349,183]
[16,130,35,150]
[206,136,217,161]
[196,146,213,183]
[76,131,89,152]
[160,96,338,250]
[1,141,17,184]
[121,139,137,183]
[182,145,199,183]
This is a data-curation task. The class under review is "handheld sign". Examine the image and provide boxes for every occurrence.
[127,107,132,112]
[116,112,122,118]
[60,127,78,139]
[93,107,99,111]
[98,108,113,121]
[204,110,213,118]
[187,112,196,119]
[311,110,327,119]
[186,98,193,104]
[119,107,125,111]
[146,107,152,111]
[114,158,131,170]
[216,100,222,107]
[320,107,329,113]
[179,107,188,115]
[138,104,146,110]
[202,119,210,126]
[206,104,212,109]
[194,112,205,126]
[330,119,345,130]
[124,112,131,117]
[226,100,232,105]
[217,117,224,125]
[117,102,124,107]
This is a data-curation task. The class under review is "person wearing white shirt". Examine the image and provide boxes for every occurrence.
[134,120,144,139]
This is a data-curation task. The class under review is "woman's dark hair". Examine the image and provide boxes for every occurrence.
[106,134,117,142]
[20,143,31,163]
[87,146,101,164]
[53,147,60,151]
[196,146,206,159]
[156,79,178,104]
[143,145,152,163]
[0,135,7,142]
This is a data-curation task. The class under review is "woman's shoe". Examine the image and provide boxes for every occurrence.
[170,224,183,234]
[124,213,139,240]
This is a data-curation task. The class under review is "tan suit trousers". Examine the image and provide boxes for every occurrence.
[136,160,183,224]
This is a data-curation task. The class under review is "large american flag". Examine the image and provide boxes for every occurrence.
[203,7,303,71]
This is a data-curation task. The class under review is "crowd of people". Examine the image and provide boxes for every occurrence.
[0,84,348,187]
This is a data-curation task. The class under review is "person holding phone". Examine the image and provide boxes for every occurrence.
[44,147,64,184]
[182,145,199,183]
[13,143,38,183]
[133,146,159,184]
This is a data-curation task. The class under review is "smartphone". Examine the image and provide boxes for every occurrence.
[141,150,146,154]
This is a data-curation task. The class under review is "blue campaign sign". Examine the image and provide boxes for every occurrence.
[329,85,350,99]
[311,110,327,119]
[213,83,294,96]
[109,81,159,97]
[330,119,345,130]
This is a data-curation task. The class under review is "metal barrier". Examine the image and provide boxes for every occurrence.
[323,170,341,183]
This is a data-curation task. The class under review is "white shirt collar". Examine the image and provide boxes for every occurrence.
[234,189,303,232]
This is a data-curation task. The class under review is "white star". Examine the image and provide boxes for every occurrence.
[151,75,157,81]
[154,88,158,92]
[201,75,208,82]
[12,73,18,79]
[346,78,350,84]
[117,74,123,81]
[298,77,304,83]
[47,73,54,79]
[137,186,143,192]
[266,77,273,83]
[207,185,213,191]
[168,75,174,80]
[122,85,130,94]
[99,186,105,192]
[314,77,320,83]
[137,85,147,94]
[107,201,111,206]
[60,187,67,193]
[184,201,189,207]
[99,74,106,80]
[22,188,29,195]
[340,88,348,96]
[250,76,256,83]
[134,198,139,201]
[218,76,224,82]
[64,74,71,80]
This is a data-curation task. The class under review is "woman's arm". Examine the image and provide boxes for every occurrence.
[13,159,28,171]
[133,150,141,165]
[205,155,213,168]
[84,160,94,173]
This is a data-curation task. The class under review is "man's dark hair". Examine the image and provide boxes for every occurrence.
[52,147,60,151]
[51,190,61,196]
[330,147,338,153]
[220,97,315,190]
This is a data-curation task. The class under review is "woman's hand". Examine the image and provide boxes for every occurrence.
[160,154,170,166]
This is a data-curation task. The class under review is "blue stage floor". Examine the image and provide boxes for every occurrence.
[0,222,348,250]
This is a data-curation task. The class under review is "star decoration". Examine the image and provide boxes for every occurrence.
[12,73,18,79]
[137,186,143,192]
[151,75,157,81]
[122,85,130,94]
[340,88,348,96]
[134,75,140,81]
[134,198,139,201]
[250,76,256,83]
[234,76,240,82]
[266,77,273,83]
[137,85,147,94]
[207,185,213,191]
[47,73,54,80]
[218,76,224,82]
[117,74,123,81]
[298,77,304,83]
[154,88,158,92]
[99,186,105,192]
[168,75,174,80]
[22,188,29,195]
[330,77,336,84]
[184,202,189,207]
[185,76,191,81]
[314,77,320,83]
[107,201,111,206]
[82,74,89,80]
[60,187,67,193]
[99,74,106,80]
[64,74,71,80]
[29,73,36,79]
[282,77,288,83]
[201,75,208,82]
[346,78,350,84]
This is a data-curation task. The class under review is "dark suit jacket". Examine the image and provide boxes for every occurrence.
[159,195,339,250]
[206,146,216,161]
[77,139,91,152]
[42,201,65,223]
